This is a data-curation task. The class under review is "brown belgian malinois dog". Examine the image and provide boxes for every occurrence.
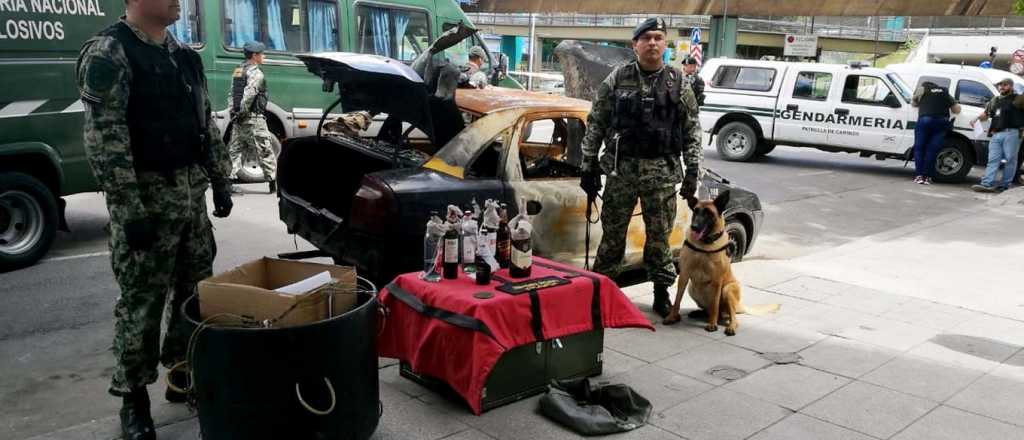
[662,191,778,335]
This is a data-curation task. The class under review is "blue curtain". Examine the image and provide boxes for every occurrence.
[370,8,391,57]
[307,0,337,52]
[226,0,257,48]
[168,0,193,43]
[265,0,286,51]
[393,11,409,59]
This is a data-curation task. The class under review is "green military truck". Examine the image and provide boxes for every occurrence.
[0,0,508,271]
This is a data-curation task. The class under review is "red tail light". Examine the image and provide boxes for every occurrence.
[350,175,396,235]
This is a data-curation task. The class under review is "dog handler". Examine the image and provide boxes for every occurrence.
[579,17,703,318]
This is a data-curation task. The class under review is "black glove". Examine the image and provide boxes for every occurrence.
[680,172,698,200]
[123,218,156,251]
[212,181,233,218]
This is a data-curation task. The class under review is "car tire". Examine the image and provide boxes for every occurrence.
[932,138,973,183]
[0,172,58,271]
[716,122,759,162]
[755,143,776,157]
[237,135,282,183]
[724,219,747,263]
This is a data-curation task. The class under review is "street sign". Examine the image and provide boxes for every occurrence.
[784,34,818,57]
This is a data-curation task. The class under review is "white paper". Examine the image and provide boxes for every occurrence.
[972,120,988,140]
[275,271,332,295]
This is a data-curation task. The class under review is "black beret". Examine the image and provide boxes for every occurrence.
[633,18,667,40]
[683,56,699,65]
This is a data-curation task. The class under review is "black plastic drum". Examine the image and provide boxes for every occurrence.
[182,279,379,440]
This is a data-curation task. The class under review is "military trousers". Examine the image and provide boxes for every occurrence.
[108,196,215,396]
[229,115,277,181]
[592,169,679,287]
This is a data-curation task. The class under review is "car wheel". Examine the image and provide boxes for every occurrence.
[0,172,58,271]
[237,136,282,183]
[716,122,758,162]
[932,138,973,183]
[755,142,776,157]
[724,219,747,263]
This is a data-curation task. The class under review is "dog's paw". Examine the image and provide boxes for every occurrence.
[725,327,736,336]
[663,314,682,325]
[704,324,718,332]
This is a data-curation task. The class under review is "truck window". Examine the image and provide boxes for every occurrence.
[793,72,832,101]
[170,0,202,45]
[957,80,993,107]
[842,75,896,105]
[916,76,950,90]
[711,66,776,92]
[355,5,430,62]
[223,0,339,52]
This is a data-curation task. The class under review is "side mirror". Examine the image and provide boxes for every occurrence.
[884,93,902,108]
[526,200,542,216]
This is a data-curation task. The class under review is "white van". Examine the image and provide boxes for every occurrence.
[699,59,985,182]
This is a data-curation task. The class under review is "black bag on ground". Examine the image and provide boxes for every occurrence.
[539,378,652,435]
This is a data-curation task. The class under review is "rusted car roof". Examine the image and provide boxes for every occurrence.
[455,87,592,115]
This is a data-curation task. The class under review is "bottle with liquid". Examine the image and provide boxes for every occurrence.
[509,198,533,278]
[420,211,444,282]
[442,207,461,279]
[496,203,511,269]
[461,210,478,274]
[478,200,500,273]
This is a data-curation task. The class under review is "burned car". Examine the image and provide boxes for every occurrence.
[278,32,763,284]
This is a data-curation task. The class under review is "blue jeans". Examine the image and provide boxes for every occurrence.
[982,129,1022,188]
[913,116,950,178]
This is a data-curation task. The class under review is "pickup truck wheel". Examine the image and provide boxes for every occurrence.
[717,122,758,162]
[724,219,747,263]
[237,136,282,183]
[755,143,776,157]
[932,138,973,183]
[0,172,58,271]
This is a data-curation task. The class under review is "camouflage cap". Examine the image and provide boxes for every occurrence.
[632,17,667,40]
[469,46,487,60]
[243,41,266,54]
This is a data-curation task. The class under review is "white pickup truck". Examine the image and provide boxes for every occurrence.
[699,59,985,182]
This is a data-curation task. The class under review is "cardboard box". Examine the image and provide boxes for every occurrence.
[199,258,357,328]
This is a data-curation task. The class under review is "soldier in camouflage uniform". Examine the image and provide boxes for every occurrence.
[229,41,277,193]
[682,56,705,107]
[580,18,703,318]
[77,1,233,438]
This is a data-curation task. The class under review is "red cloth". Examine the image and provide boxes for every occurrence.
[376,257,653,414]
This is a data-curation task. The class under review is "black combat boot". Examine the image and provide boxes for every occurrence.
[653,284,671,318]
[120,387,156,440]
[268,179,277,194]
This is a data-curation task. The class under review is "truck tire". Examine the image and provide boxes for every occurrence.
[724,219,747,263]
[755,143,776,157]
[932,138,973,183]
[0,172,58,271]
[237,136,282,183]
[716,122,758,162]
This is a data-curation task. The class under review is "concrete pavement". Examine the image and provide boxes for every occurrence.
[13,189,1024,440]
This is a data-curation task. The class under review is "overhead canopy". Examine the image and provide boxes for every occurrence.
[462,0,1014,16]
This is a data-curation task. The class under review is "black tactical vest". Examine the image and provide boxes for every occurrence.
[231,62,268,115]
[918,86,952,117]
[990,93,1024,131]
[102,22,207,172]
[610,63,685,158]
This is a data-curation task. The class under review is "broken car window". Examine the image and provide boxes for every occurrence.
[520,118,584,180]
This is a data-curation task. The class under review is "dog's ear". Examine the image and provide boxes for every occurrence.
[686,194,698,210]
[713,190,730,215]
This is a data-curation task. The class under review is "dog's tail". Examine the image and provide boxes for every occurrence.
[739,303,781,316]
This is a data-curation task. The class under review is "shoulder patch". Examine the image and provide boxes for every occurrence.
[232,67,243,78]
[84,56,119,99]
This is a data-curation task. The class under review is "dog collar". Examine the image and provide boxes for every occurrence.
[700,230,724,244]
[684,239,730,254]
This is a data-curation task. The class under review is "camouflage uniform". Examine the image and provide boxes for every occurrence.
[77,18,231,396]
[229,63,277,180]
[582,62,702,286]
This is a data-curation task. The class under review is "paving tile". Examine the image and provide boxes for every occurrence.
[861,355,984,402]
[834,317,938,352]
[989,350,1024,381]
[605,323,714,362]
[731,261,801,290]
[371,396,471,440]
[379,357,400,368]
[653,387,791,440]
[748,413,876,440]
[948,315,1024,349]
[946,373,1024,426]
[459,396,577,440]
[905,333,1018,373]
[822,286,911,316]
[614,364,714,413]
[725,364,850,410]
[880,299,981,331]
[655,341,773,386]
[380,364,433,398]
[741,286,818,318]
[723,321,826,354]
[599,347,650,379]
[773,303,875,336]
[767,277,852,302]
[798,337,898,378]
[155,418,200,440]
[892,405,1024,440]
[801,381,937,439]
[443,428,498,440]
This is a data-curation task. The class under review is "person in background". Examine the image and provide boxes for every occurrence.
[228,41,277,194]
[911,81,960,185]
[972,78,1024,192]
[461,46,490,89]
[681,56,705,106]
